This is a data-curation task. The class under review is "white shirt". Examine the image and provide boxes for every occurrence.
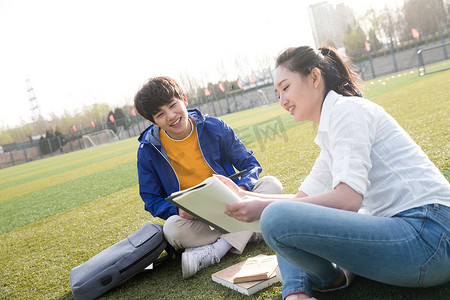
[300,90,450,217]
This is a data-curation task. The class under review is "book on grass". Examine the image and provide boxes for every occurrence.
[211,255,279,296]
[232,255,278,283]
[165,176,260,233]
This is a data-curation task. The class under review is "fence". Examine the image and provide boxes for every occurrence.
[0,84,278,169]
[3,33,450,169]
[356,32,450,80]
[0,118,150,169]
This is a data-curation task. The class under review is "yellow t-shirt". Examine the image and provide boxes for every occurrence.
[159,120,214,190]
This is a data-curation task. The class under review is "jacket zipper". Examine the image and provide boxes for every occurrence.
[150,142,180,191]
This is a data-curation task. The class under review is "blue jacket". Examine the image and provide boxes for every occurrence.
[137,109,262,220]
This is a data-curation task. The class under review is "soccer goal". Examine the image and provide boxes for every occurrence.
[82,129,119,148]
[416,42,450,76]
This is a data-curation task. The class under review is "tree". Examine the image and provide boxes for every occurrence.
[0,128,14,145]
[55,127,68,148]
[107,111,117,133]
[404,0,445,33]
[39,136,49,155]
[343,25,366,56]
[234,55,251,82]
[378,6,401,44]
[178,71,201,105]
[38,129,55,155]
[61,109,76,133]
[367,29,382,50]
[113,107,128,129]
[178,71,200,102]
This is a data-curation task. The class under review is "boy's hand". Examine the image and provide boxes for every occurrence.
[179,208,195,220]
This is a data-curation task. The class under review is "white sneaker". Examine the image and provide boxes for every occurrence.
[313,267,355,292]
[181,245,219,279]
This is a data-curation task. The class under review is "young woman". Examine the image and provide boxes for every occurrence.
[217,46,450,299]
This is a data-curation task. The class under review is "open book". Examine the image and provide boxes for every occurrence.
[232,255,278,283]
[211,255,279,296]
[166,176,260,233]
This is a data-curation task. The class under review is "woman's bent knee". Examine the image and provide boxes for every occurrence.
[260,202,290,243]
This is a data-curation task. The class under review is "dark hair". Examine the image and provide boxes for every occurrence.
[134,76,184,123]
[276,46,363,97]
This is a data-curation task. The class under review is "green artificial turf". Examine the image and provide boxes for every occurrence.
[0,68,449,299]
[0,139,137,191]
[0,161,138,234]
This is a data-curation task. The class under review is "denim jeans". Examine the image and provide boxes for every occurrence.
[260,202,450,299]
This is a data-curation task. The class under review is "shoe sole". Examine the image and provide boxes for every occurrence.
[181,252,196,279]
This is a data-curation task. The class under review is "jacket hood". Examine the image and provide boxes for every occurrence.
[138,109,205,145]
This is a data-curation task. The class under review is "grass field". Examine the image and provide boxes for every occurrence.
[0,68,449,299]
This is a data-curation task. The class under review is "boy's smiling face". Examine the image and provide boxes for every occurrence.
[152,95,192,140]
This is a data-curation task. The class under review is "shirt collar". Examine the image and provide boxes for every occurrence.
[315,90,340,144]
[318,90,340,133]
[143,109,202,145]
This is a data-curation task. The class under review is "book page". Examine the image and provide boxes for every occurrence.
[233,255,278,283]
[168,176,260,233]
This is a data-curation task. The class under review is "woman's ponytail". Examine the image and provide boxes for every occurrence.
[318,46,363,97]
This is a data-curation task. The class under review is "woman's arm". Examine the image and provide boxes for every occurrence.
[217,175,362,222]
[295,183,362,212]
[216,174,297,200]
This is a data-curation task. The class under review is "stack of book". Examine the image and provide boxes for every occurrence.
[211,255,279,296]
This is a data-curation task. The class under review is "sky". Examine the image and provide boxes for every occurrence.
[0,0,395,128]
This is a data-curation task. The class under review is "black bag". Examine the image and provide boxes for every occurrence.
[70,223,174,300]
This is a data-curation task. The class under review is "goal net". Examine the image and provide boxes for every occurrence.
[416,43,450,76]
[82,129,119,148]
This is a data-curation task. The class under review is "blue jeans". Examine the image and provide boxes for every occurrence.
[260,202,450,299]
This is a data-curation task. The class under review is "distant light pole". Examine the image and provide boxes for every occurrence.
[412,28,421,69]
[365,41,376,79]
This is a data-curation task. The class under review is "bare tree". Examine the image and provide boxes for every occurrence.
[378,6,400,44]
[404,0,445,33]
[252,54,274,81]
[178,70,200,101]
[234,54,251,81]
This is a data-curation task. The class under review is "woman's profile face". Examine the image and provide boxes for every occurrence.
[274,65,323,124]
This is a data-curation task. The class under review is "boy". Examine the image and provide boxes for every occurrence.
[134,76,283,279]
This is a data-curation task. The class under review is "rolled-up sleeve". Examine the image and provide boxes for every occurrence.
[327,101,374,195]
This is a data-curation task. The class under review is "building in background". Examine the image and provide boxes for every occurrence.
[308,1,355,49]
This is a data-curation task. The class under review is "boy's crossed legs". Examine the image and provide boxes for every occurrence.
[163,176,283,278]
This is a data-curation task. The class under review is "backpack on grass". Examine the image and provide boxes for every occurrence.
[70,223,174,300]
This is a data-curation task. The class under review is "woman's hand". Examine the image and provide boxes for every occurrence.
[178,208,195,220]
[215,174,271,222]
[214,174,246,198]
[225,198,267,223]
